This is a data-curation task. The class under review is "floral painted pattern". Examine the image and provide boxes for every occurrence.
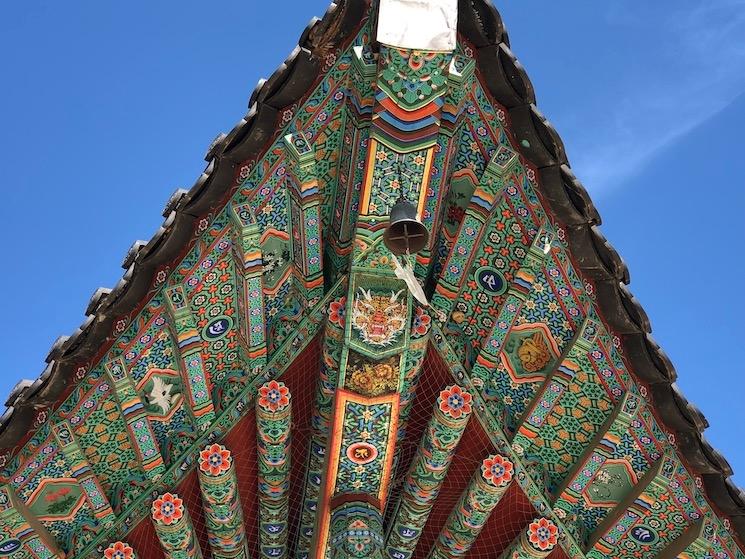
[328,297,347,327]
[481,454,514,487]
[438,385,472,419]
[199,443,232,477]
[526,517,558,552]
[257,380,290,412]
[152,493,184,526]
[412,306,431,337]
[104,542,134,559]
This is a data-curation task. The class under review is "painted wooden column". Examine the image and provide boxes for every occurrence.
[0,485,63,559]
[165,285,216,432]
[230,202,268,375]
[151,492,203,559]
[498,517,560,559]
[197,444,249,559]
[428,454,515,559]
[511,311,599,450]
[284,132,324,307]
[386,385,472,559]
[104,356,166,482]
[103,541,137,559]
[256,380,292,559]
[51,421,116,528]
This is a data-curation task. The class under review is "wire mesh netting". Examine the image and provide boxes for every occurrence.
[126,335,568,559]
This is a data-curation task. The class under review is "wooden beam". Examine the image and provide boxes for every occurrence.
[229,202,268,374]
[151,492,203,559]
[385,385,473,559]
[428,454,515,559]
[586,454,676,554]
[104,356,166,482]
[284,132,324,307]
[102,542,137,559]
[256,381,292,559]
[654,517,717,559]
[511,309,598,448]
[430,147,522,322]
[0,484,64,559]
[164,285,216,432]
[551,390,640,509]
[51,422,116,528]
[197,444,249,559]
[497,517,560,559]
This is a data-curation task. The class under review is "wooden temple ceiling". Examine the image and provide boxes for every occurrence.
[0,1,743,559]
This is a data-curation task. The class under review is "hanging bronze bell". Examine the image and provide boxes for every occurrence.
[383,199,429,255]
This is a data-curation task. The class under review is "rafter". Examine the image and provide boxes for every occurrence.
[104,356,166,482]
[51,422,116,528]
[586,455,676,555]
[497,517,560,559]
[655,516,717,559]
[0,484,63,559]
[151,492,202,559]
[196,444,248,559]
[511,309,598,448]
[430,146,522,322]
[164,285,217,432]
[256,381,292,559]
[551,391,641,512]
[428,454,515,559]
[102,541,136,559]
[386,385,473,559]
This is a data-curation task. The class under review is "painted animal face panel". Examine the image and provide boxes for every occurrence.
[352,288,406,346]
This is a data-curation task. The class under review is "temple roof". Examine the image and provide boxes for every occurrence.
[2,0,743,547]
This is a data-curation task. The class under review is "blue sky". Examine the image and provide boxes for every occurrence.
[0,1,742,486]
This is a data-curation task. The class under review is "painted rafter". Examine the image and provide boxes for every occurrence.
[497,517,560,559]
[0,484,63,559]
[51,422,116,529]
[385,385,473,559]
[151,492,202,559]
[428,454,515,559]
[197,444,249,559]
[229,202,269,374]
[256,381,292,559]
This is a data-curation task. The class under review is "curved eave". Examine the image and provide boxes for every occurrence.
[1,0,743,545]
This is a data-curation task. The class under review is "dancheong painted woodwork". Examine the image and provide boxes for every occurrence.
[1,1,743,559]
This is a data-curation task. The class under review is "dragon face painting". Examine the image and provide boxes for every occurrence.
[351,288,407,346]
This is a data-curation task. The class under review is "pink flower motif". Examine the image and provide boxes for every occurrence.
[481,454,514,487]
[199,444,232,476]
[438,385,472,419]
[152,493,184,525]
[258,380,290,412]
[328,297,347,327]
[412,307,431,336]
[527,517,558,551]
[104,542,133,559]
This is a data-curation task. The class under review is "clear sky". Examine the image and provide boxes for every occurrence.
[0,1,742,486]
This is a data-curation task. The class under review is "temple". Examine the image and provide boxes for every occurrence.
[1,1,743,558]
